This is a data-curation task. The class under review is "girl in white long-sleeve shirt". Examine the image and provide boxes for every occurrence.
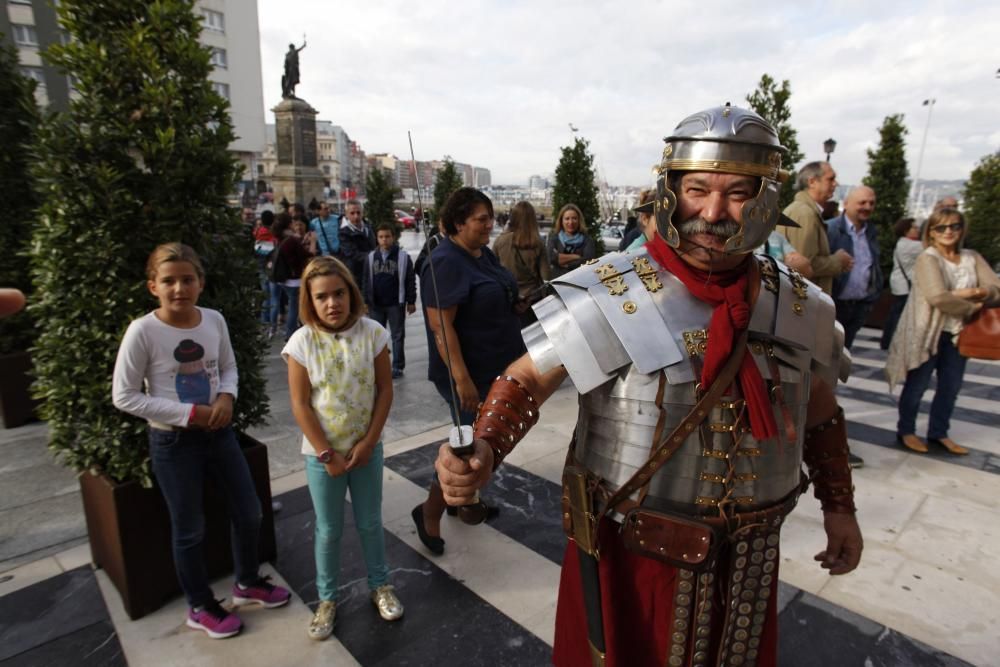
[112,242,289,639]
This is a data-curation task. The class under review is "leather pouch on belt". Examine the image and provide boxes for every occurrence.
[620,508,721,572]
[562,464,598,556]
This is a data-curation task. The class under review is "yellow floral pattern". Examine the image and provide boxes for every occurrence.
[283,319,389,455]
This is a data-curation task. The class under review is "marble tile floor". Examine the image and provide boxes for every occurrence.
[0,437,979,666]
[2,325,998,665]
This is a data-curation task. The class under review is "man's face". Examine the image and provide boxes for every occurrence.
[844,187,876,224]
[809,164,838,203]
[319,204,331,219]
[345,205,362,225]
[377,229,394,250]
[673,172,756,272]
[242,208,255,223]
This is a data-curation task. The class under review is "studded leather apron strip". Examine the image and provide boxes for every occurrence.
[715,527,781,667]
[658,492,794,667]
[665,567,719,667]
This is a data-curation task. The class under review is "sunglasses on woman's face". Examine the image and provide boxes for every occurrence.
[931,222,963,233]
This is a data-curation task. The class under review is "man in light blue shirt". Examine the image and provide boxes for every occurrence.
[309,202,341,256]
[827,186,881,350]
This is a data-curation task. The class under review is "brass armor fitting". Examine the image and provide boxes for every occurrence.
[802,408,856,514]
[473,375,540,470]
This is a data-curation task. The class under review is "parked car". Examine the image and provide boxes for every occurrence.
[600,221,624,239]
[395,209,416,229]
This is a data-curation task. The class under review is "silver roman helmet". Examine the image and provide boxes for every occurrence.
[654,103,789,254]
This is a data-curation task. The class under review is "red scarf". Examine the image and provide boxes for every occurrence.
[645,235,778,441]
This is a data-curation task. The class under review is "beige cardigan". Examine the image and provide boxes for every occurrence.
[885,248,1000,390]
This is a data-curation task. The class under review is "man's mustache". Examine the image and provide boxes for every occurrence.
[677,218,741,239]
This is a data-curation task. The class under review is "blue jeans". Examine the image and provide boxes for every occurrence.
[258,272,272,324]
[305,444,388,601]
[433,379,491,426]
[835,297,875,351]
[281,284,300,340]
[267,281,282,330]
[897,332,967,440]
[148,426,263,608]
[369,304,406,371]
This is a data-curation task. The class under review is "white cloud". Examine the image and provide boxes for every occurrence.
[258,0,1000,186]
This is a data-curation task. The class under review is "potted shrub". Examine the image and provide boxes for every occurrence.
[0,37,41,428]
[30,0,274,619]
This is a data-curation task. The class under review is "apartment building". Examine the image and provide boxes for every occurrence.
[1,0,265,185]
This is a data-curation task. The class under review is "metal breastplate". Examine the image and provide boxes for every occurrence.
[574,341,806,516]
[524,250,844,518]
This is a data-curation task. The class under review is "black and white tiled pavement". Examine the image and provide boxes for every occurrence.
[2,327,997,665]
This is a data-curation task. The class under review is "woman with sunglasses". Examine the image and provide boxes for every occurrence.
[886,208,1000,454]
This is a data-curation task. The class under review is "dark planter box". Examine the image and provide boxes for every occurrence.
[79,432,277,620]
[0,350,40,428]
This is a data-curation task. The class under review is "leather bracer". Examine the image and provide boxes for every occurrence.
[802,408,856,514]
[473,375,540,470]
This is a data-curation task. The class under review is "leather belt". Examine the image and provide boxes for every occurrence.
[699,487,800,533]
[595,482,801,536]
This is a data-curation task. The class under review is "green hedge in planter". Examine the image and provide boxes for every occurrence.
[30,0,268,486]
[0,37,39,356]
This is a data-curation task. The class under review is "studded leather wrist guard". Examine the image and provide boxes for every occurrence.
[803,408,856,514]
[473,375,540,471]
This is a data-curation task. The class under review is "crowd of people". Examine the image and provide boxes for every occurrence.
[105,103,995,665]
[776,163,998,460]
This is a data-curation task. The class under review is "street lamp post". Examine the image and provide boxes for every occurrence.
[910,98,936,215]
[823,138,837,163]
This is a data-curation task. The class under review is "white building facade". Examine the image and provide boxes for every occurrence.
[1,0,266,188]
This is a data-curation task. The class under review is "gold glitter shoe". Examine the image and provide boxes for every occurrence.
[308,600,336,640]
[371,585,404,621]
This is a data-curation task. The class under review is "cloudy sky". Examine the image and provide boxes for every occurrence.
[257,0,999,188]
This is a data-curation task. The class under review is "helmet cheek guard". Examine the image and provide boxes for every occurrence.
[724,178,782,254]
[654,172,679,247]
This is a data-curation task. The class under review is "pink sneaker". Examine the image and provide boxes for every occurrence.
[233,575,291,609]
[187,600,243,639]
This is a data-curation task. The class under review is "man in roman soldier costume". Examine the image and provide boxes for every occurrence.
[435,103,863,667]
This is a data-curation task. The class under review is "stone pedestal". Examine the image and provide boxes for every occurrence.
[270,97,326,206]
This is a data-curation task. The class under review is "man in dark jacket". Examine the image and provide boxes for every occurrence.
[827,185,881,350]
[339,199,376,287]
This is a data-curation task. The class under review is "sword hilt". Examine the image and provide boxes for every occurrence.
[448,425,489,525]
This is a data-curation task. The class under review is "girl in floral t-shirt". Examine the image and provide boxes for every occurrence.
[282,256,403,640]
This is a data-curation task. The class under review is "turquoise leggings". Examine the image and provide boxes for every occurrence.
[304,443,388,601]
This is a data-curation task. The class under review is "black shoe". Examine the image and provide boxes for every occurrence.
[848,453,864,469]
[411,504,444,555]
[445,502,500,521]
